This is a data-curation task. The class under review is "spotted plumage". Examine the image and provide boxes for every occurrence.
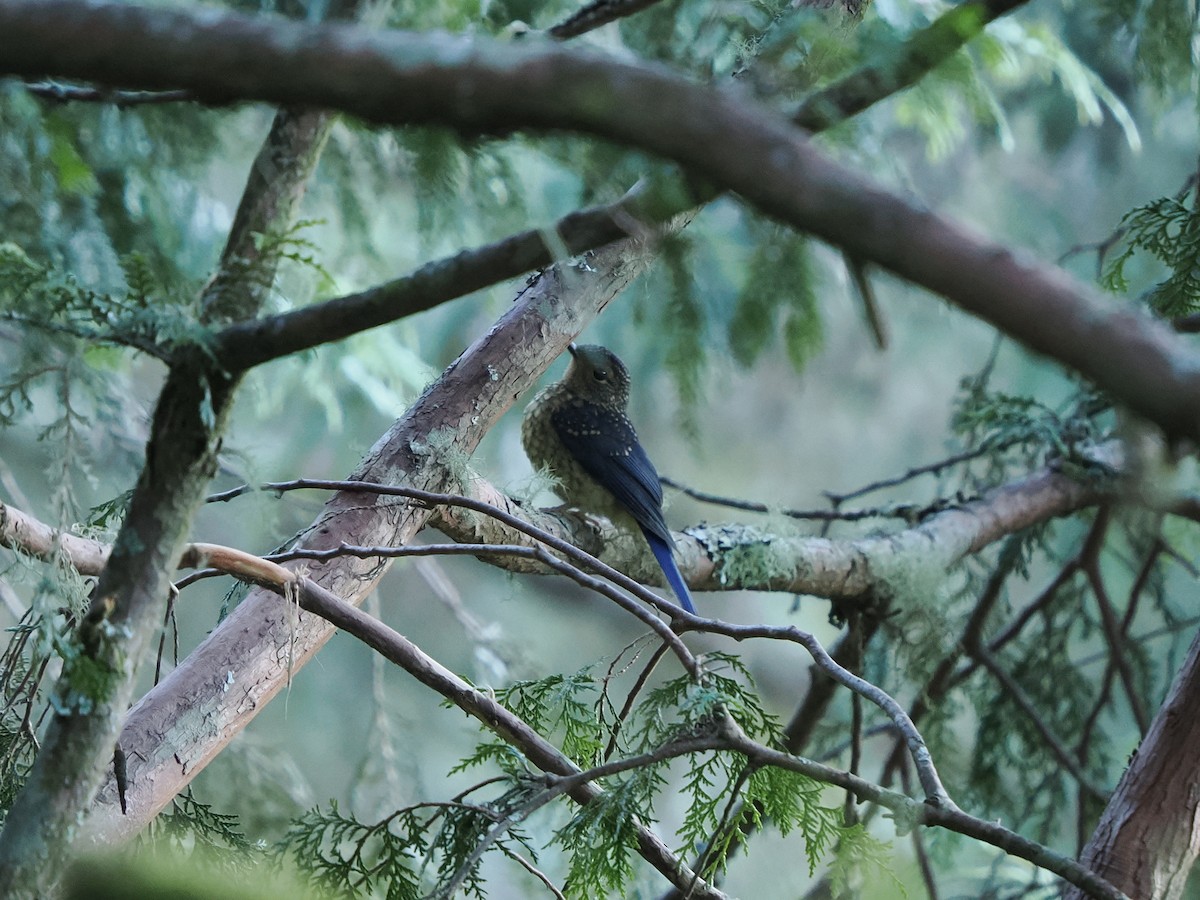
[522,344,696,614]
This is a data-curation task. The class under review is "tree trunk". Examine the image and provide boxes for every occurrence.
[1068,628,1200,900]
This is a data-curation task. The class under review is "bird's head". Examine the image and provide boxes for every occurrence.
[563,343,631,407]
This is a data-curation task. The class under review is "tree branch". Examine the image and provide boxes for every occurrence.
[1068,621,1200,900]
[213,186,670,371]
[4,2,1197,443]
[77,232,666,846]
[792,0,1030,131]
[429,447,1121,601]
[0,100,334,895]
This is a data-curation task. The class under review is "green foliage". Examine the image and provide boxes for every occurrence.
[0,656,39,817]
[45,112,99,197]
[890,15,1141,160]
[0,241,208,357]
[461,670,605,769]
[1092,0,1200,94]
[280,801,424,899]
[728,224,822,372]
[629,652,783,751]
[557,766,662,898]
[449,654,857,896]
[145,789,263,867]
[967,589,1102,830]
[952,362,1108,478]
[279,786,545,900]
[0,548,96,822]
[0,85,228,289]
[1103,193,1200,315]
[827,824,907,897]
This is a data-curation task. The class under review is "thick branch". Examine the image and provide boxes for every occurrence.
[213,187,671,370]
[3,2,1198,441]
[430,448,1121,601]
[1067,625,1200,900]
[78,237,664,846]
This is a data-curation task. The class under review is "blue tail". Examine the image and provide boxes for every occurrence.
[643,530,697,614]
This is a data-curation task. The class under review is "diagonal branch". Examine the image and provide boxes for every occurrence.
[792,0,1031,131]
[78,230,669,846]
[213,186,665,371]
[291,574,725,897]
[5,3,1199,444]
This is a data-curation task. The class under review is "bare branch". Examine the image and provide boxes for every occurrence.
[0,501,110,575]
[213,187,668,371]
[23,80,191,105]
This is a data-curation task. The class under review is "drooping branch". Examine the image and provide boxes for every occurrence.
[299,571,1125,899]
[227,551,1127,900]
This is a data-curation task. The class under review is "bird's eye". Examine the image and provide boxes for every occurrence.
[593,369,608,382]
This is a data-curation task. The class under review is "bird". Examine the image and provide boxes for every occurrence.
[521,343,696,614]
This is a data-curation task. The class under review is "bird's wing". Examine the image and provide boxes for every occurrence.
[550,402,674,546]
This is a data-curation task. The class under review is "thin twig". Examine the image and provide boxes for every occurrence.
[658,476,919,522]
[1078,508,1150,734]
[24,80,192,105]
[969,643,1109,802]
[548,0,669,39]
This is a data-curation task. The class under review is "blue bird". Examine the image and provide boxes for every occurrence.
[522,343,696,614]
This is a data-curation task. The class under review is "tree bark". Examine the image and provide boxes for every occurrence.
[1066,627,1200,900]
[78,237,667,844]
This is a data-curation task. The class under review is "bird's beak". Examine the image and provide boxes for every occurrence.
[567,343,579,357]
